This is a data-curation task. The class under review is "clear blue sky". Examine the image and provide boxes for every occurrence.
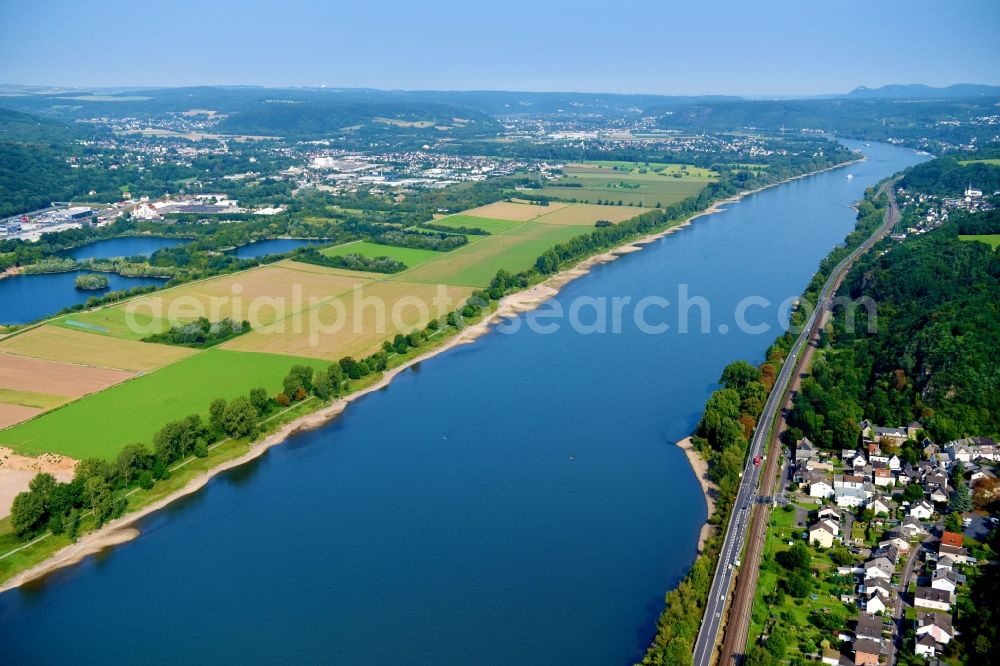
[1,0,997,96]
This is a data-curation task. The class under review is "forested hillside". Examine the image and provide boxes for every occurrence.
[0,107,85,144]
[0,143,78,217]
[899,149,1000,195]
[788,213,1000,450]
[218,99,500,141]
[0,109,91,217]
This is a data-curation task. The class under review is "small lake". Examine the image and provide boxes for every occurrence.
[226,238,331,259]
[61,236,189,261]
[0,271,168,325]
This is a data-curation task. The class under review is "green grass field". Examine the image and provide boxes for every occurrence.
[431,214,524,234]
[539,161,715,207]
[958,158,1000,166]
[397,222,588,287]
[959,234,1000,249]
[320,240,445,268]
[0,349,326,459]
[588,160,717,178]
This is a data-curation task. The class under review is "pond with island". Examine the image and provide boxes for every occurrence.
[0,271,168,325]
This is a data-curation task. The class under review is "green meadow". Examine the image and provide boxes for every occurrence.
[589,160,717,178]
[431,214,524,234]
[959,234,1000,250]
[321,240,444,268]
[398,222,588,287]
[539,161,716,207]
[958,158,1000,166]
[0,349,326,459]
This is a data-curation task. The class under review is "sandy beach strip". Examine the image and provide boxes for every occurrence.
[0,447,76,519]
[676,437,718,553]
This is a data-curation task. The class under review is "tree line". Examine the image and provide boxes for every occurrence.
[143,317,250,348]
[294,248,407,274]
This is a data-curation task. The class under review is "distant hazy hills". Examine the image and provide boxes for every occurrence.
[845,83,1000,99]
[0,84,998,145]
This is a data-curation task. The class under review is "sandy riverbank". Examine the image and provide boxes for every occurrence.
[0,266,23,281]
[676,437,718,553]
[0,448,76,520]
[0,159,863,591]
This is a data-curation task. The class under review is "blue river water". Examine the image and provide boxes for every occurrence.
[61,236,189,261]
[227,238,331,259]
[0,271,167,325]
[0,141,926,664]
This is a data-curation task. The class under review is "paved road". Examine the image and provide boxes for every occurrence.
[890,524,939,664]
[692,181,901,666]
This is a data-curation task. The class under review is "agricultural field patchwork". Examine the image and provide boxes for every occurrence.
[0,404,42,430]
[0,353,135,398]
[398,222,590,287]
[431,214,524,234]
[461,200,569,221]
[222,280,474,361]
[534,203,649,225]
[538,160,716,207]
[0,352,138,429]
[585,161,718,178]
[0,325,195,372]
[0,388,72,411]
[53,262,373,340]
[271,259,375,280]
[4,199,648,457]
[0,349,327,459]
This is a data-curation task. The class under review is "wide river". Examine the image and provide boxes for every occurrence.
[0,142,926,664]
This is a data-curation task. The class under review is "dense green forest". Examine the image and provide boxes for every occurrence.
[0,142,78,217]
[787,211,1000,448]
[0,108,98,216]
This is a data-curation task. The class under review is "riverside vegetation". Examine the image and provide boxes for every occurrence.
[639,183,896,666]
